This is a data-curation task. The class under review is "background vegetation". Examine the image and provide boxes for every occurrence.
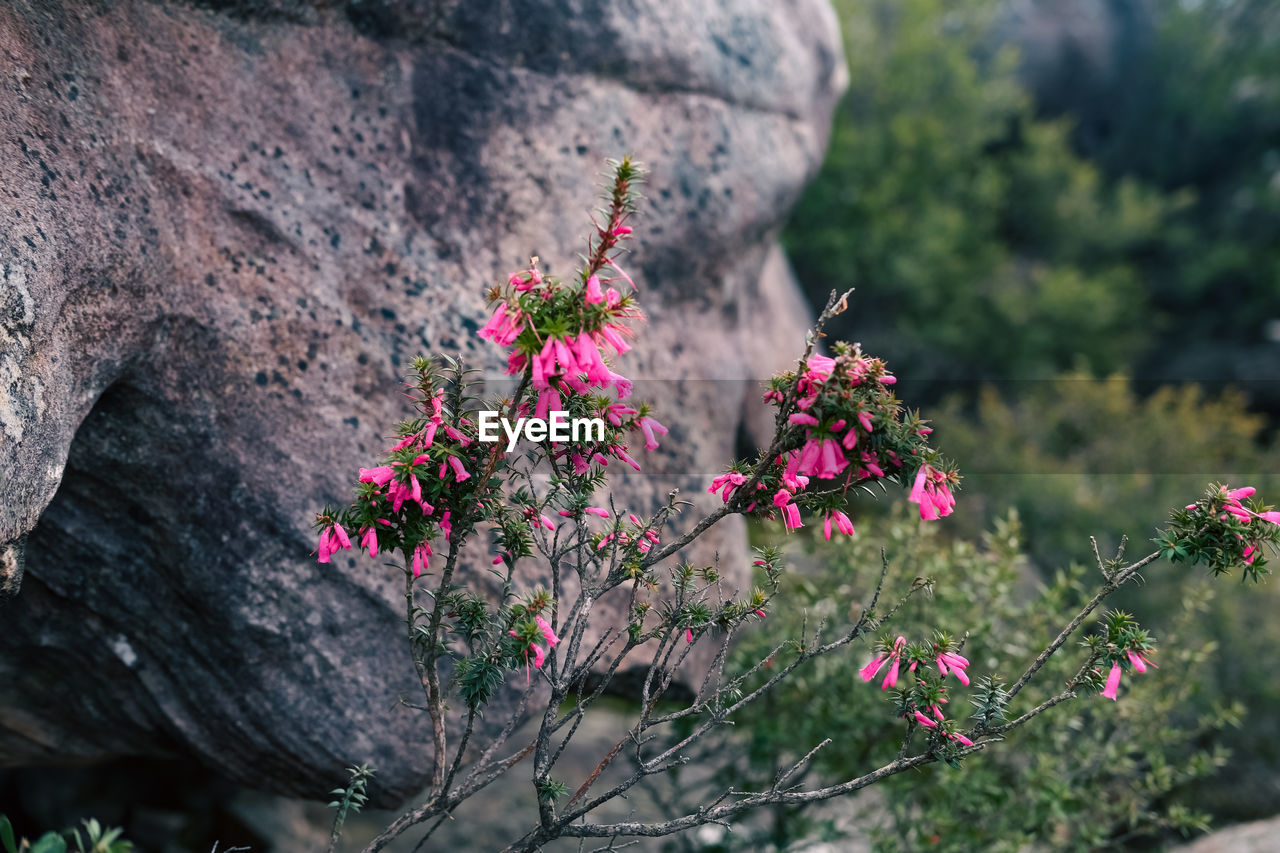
[760,0,1280,845]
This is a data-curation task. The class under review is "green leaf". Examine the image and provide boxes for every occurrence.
[30,833,67,853]
[0,816,17,853]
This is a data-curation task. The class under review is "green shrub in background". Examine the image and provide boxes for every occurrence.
[785,0,1171,391]
[708,512,1239,851]
[1073,0,1280,385]
[930,375,1280,822]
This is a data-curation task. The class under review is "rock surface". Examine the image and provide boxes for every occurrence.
[0,0,845,805]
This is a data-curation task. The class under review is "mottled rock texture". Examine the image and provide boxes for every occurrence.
[0,0,844,804]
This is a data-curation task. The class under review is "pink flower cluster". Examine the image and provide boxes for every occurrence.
[1100,648,1157,700]
[479,257,642,422]
[909,464,956,521]
[859,636,975,746]
[712,346,956,536]
[511,614,561,676]
[476,249,668,466]
[859,636,971,690]
[1205,485,1280,564]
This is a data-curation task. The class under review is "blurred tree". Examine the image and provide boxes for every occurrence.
[785,0,1172,398]
[1068,0,1280,406]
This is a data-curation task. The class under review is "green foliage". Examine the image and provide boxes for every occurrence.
[931,375,1280,819]
[723,511,1235,850]
[67,821,131,853]
[785,0,1168,387]
[328,763,375,846]
[0,818,130,853]
[1081,0,1280,371]
[455,655,506,710]
[933,374,1279,569]
[536,777,569,805]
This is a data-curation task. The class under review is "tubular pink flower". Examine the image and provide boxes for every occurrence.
[612,446,642,471]
[859,654,888,682]
[686,627,694,643]
[882,656,899,690]
[789,413,819,426]
[598,324,632,355]
[531,642,546,669]
[360,525,378,558]
[606,402,638,426]
[1101,661,1123,700]
[637,415,667,450]
[908,464,955,521]
[412,542,431,578]
[584,507,610,518]
[331,523,352,550]
[584,274,605,304]
[936,651,970,685]
[782,503,803,531]
[608,258,636,290]
[317,528,332,563]
[535,615,561,648]
[833,510,855,537]
[440,510,452,540]
[360,466,395,486]
[447,456,470,482]
[913,709,937,728]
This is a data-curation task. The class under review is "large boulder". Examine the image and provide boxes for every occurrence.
[0,0,844,804]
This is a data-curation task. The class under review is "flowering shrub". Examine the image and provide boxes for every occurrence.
[313,159,1275,852]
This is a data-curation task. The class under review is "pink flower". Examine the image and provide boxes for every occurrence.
[913,709,938,728]
[823,510,855,541]
[531,642,546,669]
[584,507,610,518]
[605,402,639,426]
[317,522,353,563]
[584,274,605,304]
[908,464,956,521]
[1126,649,1157,673]
[608,258,636,290]
[446,456,470,483]
[440,510,452,540]
[412,541,432,578]
[360,466,395,486]
[1101,661,1123,700]
[797,437,849,479]
[685,627,694,643]
[535,615,561,648]
[936,651,970,686]
[708,471,747,502]
[637,415,668,450]
[860,636,906,690]
[359,525,379,558]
